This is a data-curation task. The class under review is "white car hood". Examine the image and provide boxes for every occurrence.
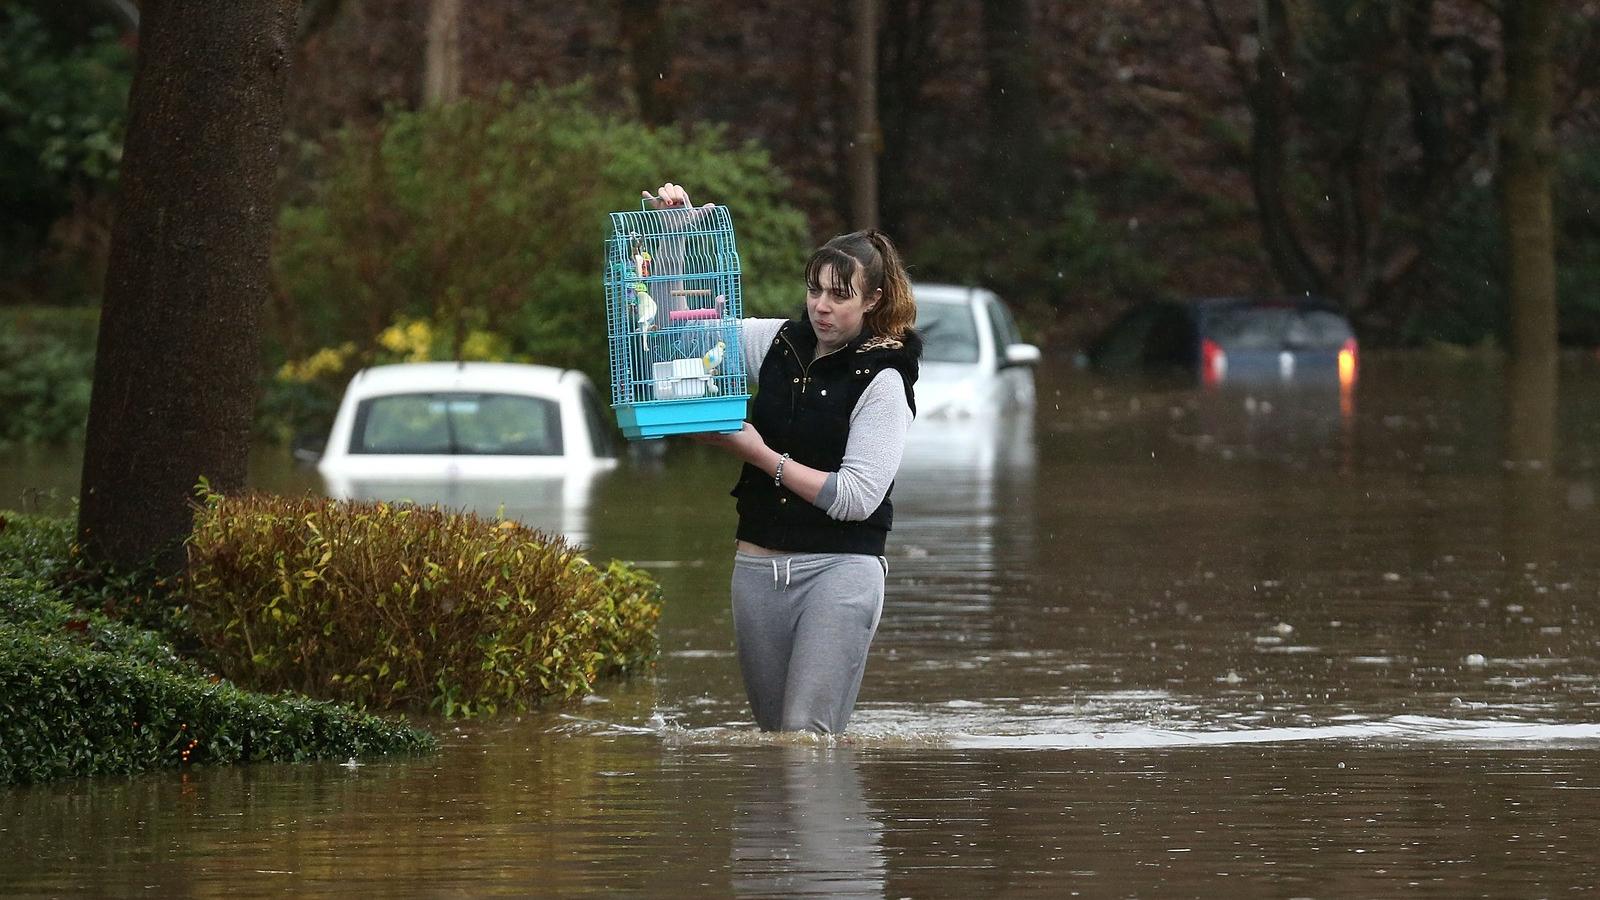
[916,361,988,418]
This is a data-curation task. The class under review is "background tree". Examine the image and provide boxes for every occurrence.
[850,0,880,229]
[1499,0,1559,468]
[77,0,301,573]
[1202,0,1498,319]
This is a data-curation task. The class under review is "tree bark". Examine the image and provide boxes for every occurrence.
[77,0,301,574]
[424,0,463,106]
[850,0,880,230]
[1499,0,1559,468]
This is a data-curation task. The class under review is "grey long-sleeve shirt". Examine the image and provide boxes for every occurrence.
[739,318,913,522]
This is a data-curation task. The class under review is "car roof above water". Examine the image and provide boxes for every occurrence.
[344,362,577,399]
[912,283,997,306]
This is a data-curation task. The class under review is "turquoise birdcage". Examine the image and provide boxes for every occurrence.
[604,202,749,440]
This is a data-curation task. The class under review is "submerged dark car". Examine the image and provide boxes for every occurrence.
[1087,296,1359,388]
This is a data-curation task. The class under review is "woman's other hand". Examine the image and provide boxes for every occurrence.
[691,423,766,463]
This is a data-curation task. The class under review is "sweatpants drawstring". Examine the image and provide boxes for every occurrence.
[769,557,794,590]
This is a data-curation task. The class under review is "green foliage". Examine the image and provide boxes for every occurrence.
[1,573,195,679]
[0,307,97,447]
[0,625,434,785]
[0,8,131,285]
[272,85,810,397]
[0,508,75,582]
[184,491,662,717]
[0,512,435,785]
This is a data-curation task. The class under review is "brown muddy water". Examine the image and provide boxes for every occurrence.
[6,353,1600,896]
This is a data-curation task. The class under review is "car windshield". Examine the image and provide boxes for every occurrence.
[916,301,980,363]
[351,392,564,455]
[1205,305,1353,350]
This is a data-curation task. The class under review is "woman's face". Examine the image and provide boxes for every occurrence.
[807,263,880,349]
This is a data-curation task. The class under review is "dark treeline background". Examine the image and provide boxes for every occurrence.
[4,0,1599,349]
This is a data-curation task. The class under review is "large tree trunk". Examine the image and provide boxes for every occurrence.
[850,0,880,230]
[77,0,300,574]
[1499,0,1559,469]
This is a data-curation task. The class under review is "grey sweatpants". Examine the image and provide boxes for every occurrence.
[731,551,886,734]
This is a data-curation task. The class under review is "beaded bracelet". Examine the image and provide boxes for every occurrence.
[774,452,790,487]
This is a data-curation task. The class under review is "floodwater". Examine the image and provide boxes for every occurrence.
[7,353,1600,896]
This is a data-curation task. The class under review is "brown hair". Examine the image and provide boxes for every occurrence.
[802,229,917,340]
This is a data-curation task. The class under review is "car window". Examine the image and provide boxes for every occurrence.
[917,301,980,363]
[1206,306,1351,350]
[985,296,1021,360]
[1291,310,1354,346]
[352,392,564,455]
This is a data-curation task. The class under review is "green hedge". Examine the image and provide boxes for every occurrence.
[0,512,436,785]
[185,492,662,717]
[0,624,433,784]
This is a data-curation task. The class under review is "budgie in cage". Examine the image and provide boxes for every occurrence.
[703,340,726,373]
[702,340,726,394]
[635,285,658,330]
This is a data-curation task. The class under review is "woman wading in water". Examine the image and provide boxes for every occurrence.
[647,182,921,734]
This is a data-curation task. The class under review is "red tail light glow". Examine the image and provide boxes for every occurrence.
[1201,338,1227,387]
[1338,338,1358,388]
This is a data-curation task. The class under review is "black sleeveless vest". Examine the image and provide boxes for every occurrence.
[732,318,920,554]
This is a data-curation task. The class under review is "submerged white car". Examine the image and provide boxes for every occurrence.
[316,362,619,481]
[912,284,1040,418]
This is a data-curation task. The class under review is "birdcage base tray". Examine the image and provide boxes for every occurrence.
[615,397,748,440]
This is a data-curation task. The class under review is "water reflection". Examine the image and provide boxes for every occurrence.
[730,747,884,897]
[878,410,1037,660]
[321,470,608,545]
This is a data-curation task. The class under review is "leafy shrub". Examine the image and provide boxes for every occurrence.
[184,491,662,717]
[0,513,435,785]
[0,508,74,582]
[0,307,97,446]
[1,574,191,677]
[0,624,434,785]
[1,506,190,643]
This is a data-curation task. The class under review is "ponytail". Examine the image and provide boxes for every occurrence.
[862,230,916,340]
